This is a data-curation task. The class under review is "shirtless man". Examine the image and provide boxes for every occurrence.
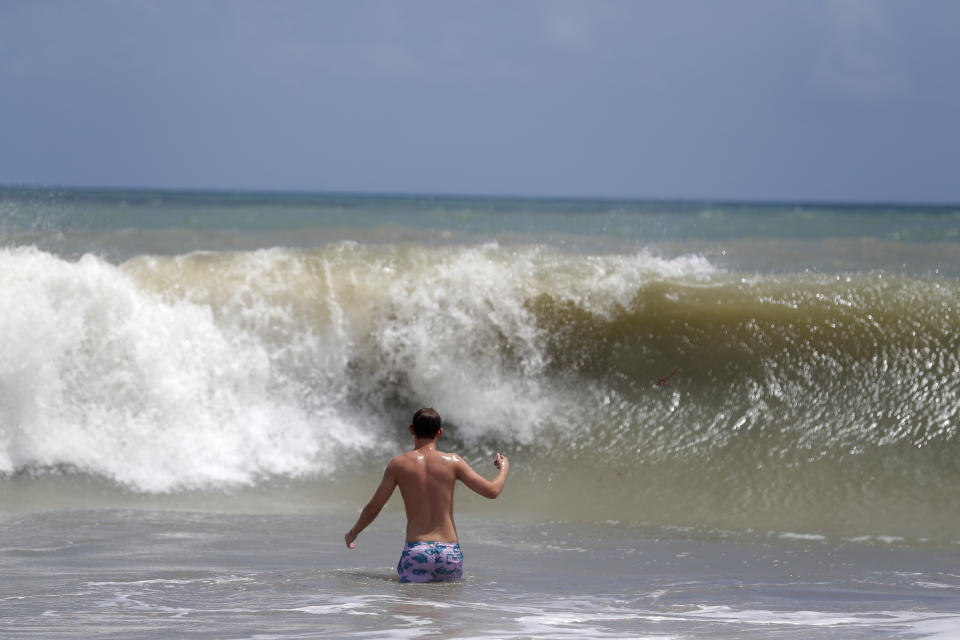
[344,408,510,582]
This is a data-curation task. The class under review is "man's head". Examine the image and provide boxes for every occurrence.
[412,407,442,439]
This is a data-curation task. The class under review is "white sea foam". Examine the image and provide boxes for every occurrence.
[292,603,378,616]
[908,616,960,639]
[915,581,960,590]
[685,605,960,635]
[0,247,377,491]
[85,576,252,587]
[778,532,827,541]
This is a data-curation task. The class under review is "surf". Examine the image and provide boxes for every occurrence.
[1,241,957,541]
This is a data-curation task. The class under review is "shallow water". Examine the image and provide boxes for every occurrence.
[3,505,959,639]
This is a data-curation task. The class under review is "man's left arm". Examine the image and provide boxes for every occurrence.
[345,463,398,548]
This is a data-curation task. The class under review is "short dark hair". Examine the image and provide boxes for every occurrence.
[412,408,442,439]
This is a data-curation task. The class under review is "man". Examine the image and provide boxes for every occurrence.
[344,408,510,582]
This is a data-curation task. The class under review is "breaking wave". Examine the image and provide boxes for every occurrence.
[1,243,957,538]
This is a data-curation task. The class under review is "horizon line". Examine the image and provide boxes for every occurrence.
[2,182,958,210]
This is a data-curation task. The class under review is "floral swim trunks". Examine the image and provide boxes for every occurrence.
[397,541,464,583]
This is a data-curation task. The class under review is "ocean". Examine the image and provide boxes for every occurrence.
[1,187,959,638]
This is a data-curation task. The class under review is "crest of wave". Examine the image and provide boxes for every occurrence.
[343,243,718,442]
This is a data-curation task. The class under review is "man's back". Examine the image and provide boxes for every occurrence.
[390,446,461,542]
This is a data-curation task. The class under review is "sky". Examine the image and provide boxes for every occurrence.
[1,0,958,203]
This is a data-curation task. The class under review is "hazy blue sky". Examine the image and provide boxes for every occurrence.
[2,1,958,202]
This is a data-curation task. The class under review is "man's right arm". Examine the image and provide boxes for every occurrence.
[345,461,398,548]
[456,453,509,499]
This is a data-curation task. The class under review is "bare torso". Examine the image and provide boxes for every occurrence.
[390,445,462,542]
[344,431,508,551]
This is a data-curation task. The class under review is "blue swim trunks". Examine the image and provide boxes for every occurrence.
[397,541,463,583]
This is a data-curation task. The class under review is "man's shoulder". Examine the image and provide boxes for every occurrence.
[436,451,471,474]
[387,452,411,467]
[387,450,428,469]
[387,449,469,468]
